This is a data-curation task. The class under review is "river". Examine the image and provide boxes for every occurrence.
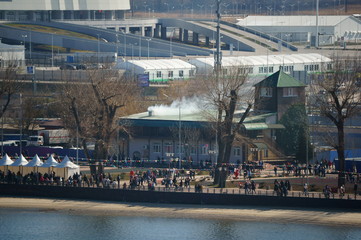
[1,208,360,240]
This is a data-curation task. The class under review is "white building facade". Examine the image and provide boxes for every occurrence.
[116,59,197,83]
[0,41,25,68]
[237,15,361,45]
[189,53,332,77]
[0,0,130,21]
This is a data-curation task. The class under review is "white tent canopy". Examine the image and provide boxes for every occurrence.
[25,154,43,167]
[39,155,59,175]
[0,154,14,172]
[11,154,28,166]
[54,155,80,179]
[41,155,59,168]
[0,154,13,166]
[9,154,28,174]
[23,154,43,175]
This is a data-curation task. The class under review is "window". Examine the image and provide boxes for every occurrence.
[153,143,161,153]
[327,63,332,70]
[259,67,264,74]
[260,87,272,97]
[200,144,209,155]
[283,87,298,97]
[189,69,195,76]
[233,147,241,156]
[168,71,173,78]
[164,142,173,154]
[179,70,184,77]
[264,149,269,158]
[248,67,254,74]
[156,71,162,78]
[269,67,274,73]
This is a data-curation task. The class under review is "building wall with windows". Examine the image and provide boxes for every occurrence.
[189,53,332,78]
[116,59,196,83]
[0,0,130,21]
[254,70,306,120]
[237,15,361,45]
[0,41,24,67]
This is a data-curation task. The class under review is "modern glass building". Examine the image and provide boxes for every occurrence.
[0,0,130,21]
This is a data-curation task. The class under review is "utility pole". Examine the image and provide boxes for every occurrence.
[315,0,319,48]
[215,0,222,73]
[215,0,223,187]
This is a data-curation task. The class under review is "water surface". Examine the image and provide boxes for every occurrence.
[1,208,360,240]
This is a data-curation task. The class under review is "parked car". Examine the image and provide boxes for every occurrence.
[76,64,87,70]
[60,64,77,70]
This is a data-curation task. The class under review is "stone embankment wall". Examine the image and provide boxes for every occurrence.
[0,184,360,210]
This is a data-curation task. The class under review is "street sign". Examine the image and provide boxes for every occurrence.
[26,66,35,74]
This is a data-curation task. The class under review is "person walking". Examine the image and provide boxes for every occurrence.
[303,183,309,196]
[354,182,358,199]
[274,166,278,176]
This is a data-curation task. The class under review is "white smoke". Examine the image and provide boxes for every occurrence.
[148,96,209,116]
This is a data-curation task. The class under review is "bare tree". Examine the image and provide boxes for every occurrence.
[58,69,143,162]
[310,55,361,186]
[187,66,253,187]
[0,63,22,118]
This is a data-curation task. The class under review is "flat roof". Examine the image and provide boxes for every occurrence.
[126,59,196,70]
[190,53,332,68]
[237,15,352,27]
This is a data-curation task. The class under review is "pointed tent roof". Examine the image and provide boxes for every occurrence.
[55,155,79,169]
[11,154,29,166]
[255,70,306,88]
[41,155,59,168]
[0,154,13,166]
[25,154,43,167]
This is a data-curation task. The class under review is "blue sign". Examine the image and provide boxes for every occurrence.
[138,74,149,87]
[67,55,74,63]
[26,66,35,74]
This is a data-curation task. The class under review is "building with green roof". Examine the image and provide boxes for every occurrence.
[254,70,306,120]
[118,71,304,166]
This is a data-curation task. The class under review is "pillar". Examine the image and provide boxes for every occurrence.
[179,28,183,42]
[15,11,19,21]
[193,32,199,45]
[205,36,210,47]
[154,24,161,38]
[184,29,189,43]
[161,27,167,40]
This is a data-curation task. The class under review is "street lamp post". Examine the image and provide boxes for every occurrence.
[22,34,27,62]
[116,33,119,57]
[51,33,54,67]
[129,43,134,59]
[19,93,23,157]
[146,38,151,59]
[139,33,142,59]
[1,105,4,156]
[170,29,175,58]
[123,31,127,60]
[178,101,181,169]
[29,29,32,61]
[97,34,100,67]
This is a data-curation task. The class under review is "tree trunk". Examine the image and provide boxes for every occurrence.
[337,122,346,187]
